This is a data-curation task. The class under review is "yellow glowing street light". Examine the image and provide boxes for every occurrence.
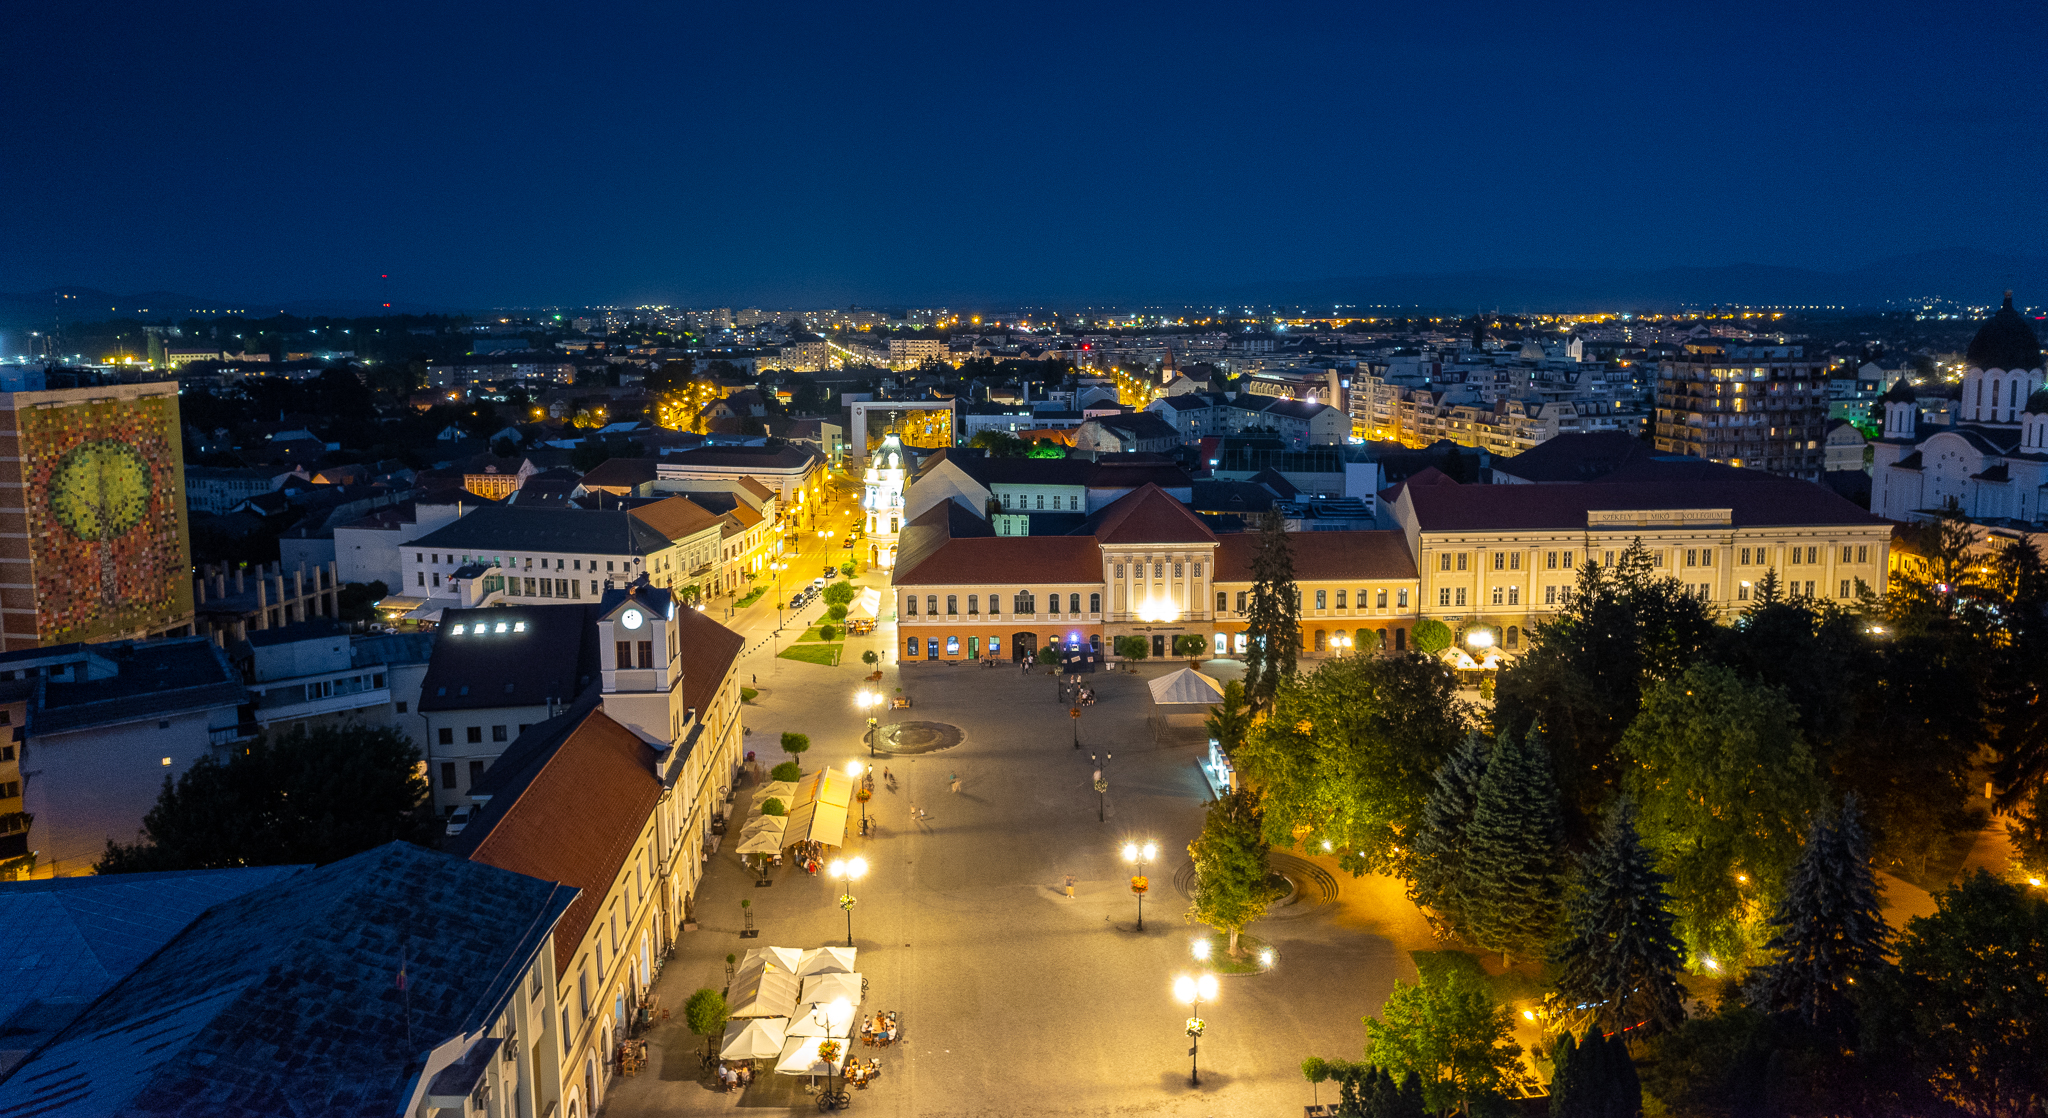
[829,856,868,946]
[1172,973,1218,1085]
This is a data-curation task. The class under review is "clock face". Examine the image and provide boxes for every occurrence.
[49,440,151,541]
[621,608,644,630]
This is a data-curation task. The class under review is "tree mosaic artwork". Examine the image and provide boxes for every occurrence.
[20,394,192,643]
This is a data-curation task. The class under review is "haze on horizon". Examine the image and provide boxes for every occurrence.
[4,0,2043,310]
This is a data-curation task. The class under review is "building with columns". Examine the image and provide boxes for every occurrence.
[863,435,908,570]
[1871,293,2046,523]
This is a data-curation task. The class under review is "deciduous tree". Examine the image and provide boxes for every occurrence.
[1363,969,1524,1114]
[1186,788,1281,956]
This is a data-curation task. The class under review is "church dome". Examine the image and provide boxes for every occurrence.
[1967,291,2043,371]
[1879,379,1917,403]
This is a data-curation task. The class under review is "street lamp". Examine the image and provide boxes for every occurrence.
[856,690,882,756]
[1123,840,1157,930]
[829,857,866,947]
[1172,973,1218,1086]
[1092,752,1112,822]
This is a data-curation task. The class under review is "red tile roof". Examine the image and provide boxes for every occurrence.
[1402,479,1886,532]
[676,607,745,716]
[1077,484,1217,544]
[629,496,724,541]
[458,706,662,974]
[1215,530,1419,582]
[895,536,1103,586]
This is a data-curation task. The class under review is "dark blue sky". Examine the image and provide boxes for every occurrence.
[5,0,2043,309]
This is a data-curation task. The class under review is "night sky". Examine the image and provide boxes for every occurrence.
[4,0,2043,308]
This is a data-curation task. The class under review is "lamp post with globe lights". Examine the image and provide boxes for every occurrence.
[1123,840,1157,929]
[1172,973,1218,1086]
[829,857,867,947]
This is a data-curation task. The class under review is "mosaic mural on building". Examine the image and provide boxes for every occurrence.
[20,395,192,643]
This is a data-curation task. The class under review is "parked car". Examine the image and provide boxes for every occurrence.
[842,538,855,549]
[823,566,838,579]
[790,594,806,609]
[811,577,825,591]
[446,806,472,836]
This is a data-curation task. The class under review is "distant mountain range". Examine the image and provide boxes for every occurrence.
[0,288,453,331]
[2,246,2043,329]
[1197,248,2048,314]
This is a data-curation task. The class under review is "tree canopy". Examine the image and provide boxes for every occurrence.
[1363,969,1524,1114]
[98,724,431,873]
[1243,508,1299,705]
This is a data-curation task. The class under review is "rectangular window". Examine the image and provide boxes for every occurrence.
[1377,589,1388,608]
[1686,549,1697,567]
[1563,552,1574,568]
[1789,548,1800,565]
[467,726,483,744]
[1546,551,1558,569]
[1454,587,1467,606]
[440,761,456,788]
[1840,579,1851,598]
[1807,546,1818,564]
[1154,563,1164,578]
[1335,590,1347,609]
[492,725,508,742]
[1493,553,1504,570]
[468,759,484,785]
[1397,589,1408,608]
[1856,545,1868,563]
[1545,585,1558,605]
[905,595,918,616]
[1508,587,1519,606]
[946,595,957,615]
[1842,546,1853,563]
[617,640,633,667]
[1509,553,1521,570]
[417,571,425,587]
[1193,563,1202,577]
[1740,547,1750,565]
[1439,554,1452,571]
[438,728,453,746]
[1492,586,1503,605]
[988,590,1000,614]
[1439,588,1451,606]
[1070,593,1081,613]
[1702,550,1713,567]
[1455,553,1468,572]
[1315,590,1327,610]
[1174,563,1184,577]
[967,595,978,614]
[1090,593,1100,613]
[927,595,938,616]
[637,641,653,669]
[1217,591,1228,613]
[1036,495,1045,510]
[1003,493,1012,508]
[1114,564,1124,578]
[1236,591,1247,612]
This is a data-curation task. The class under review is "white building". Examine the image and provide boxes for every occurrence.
[864,435,907,570]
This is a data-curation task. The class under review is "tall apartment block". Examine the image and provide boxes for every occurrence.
[0,372,195,651]
[1653,344,1829,479]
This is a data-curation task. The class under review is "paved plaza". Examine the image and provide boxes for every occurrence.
[603,604,1432,1118]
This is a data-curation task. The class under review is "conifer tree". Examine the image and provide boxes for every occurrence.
[1407,731,1491,937]
[1552,797,1687,1037]
[1747,792,1891,1034]
[1244,507,1300,706]
[1463,726,1568,963]
[1548,1030,1640,1118]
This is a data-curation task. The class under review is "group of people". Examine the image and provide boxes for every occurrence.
[717,1062,755,1092]
[844,1056,882,1087]
[860,1011,900,1046]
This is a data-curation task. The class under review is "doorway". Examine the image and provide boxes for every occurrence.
[1012,632,1038,661]
[1151,634,1166,658]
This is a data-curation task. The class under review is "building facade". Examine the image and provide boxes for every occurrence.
[1654,344,1829,479]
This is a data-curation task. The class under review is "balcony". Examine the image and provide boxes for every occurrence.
[252,669,391,725]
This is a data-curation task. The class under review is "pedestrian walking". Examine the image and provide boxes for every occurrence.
[949,772,960,794]
[910,803,918,827]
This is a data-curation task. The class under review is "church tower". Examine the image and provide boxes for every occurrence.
[1958,292,2044,425]
[863,434,905,571]
[1880,379,1918,440]
[597,585,688,747]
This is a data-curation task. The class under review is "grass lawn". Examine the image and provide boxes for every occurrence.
[736,586,767,607]
[777,643,843,667]
[1192,930,1274,975]
[796,626,843,643]
[1411,949,1551,1005]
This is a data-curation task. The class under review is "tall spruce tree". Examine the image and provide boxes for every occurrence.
[1747,793,1891,1034]
[1408,731,1491,937]
[1243,507,1300,706]
[1549,1030,1641,1118]
[1552,797,1687,1037]
[1463,726,1568,964]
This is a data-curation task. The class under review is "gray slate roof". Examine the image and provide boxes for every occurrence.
[418,604,601,712]
[407,506,672,556]
[0,842,576,1118]
[32,639,249,737]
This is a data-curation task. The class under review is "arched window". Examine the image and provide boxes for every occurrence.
[967,595,978,615]
[1314,629,1327,651]
[1069,593,1081,614]
[946,595,957,615]
[905,595,918,616]
[1315,590,1327,610]
[1089,593,1101,614]
[926,595,937,616]
[1506,625,1520,649]
[1394,627,1407,651]
[1217,591,1227,613]
[1015,591,1034,614]
[1376,627,1388,649]
[906,636,918,656]
[988,589,1001,615]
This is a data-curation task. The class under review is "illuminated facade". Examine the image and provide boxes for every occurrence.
[864,435,906,570]
[0,381,194,650]
[849,399,959,466]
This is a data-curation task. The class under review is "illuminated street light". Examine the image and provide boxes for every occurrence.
[829,857,868,946]
[1171,973,1218,1085]
[1123,840,1157,930]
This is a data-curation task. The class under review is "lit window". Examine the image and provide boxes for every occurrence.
[452,624,466,635]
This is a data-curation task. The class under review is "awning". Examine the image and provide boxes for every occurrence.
[795,946,856,976]
[752,781,799,807]
[775,1034,850,1075]
[1149,666,1225,705]
[800,972,863,1007]
[792,768,855,809]
[720,1016,787,1060]
[781,799,848,849]
[740,946,803,973]
[375,595,427,612]
[734,818,787,855]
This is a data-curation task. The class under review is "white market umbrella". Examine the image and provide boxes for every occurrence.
[719,1017,787,1061]
[751,781,798,807]
[795,946,856,976]
[740,946,803,973]
[783,996,858,1040]
[775,1034,850,1076]
[1148,667,1225,705]
[845,588,880,621]
[800,972,863,1007]
[727,964,801,1019]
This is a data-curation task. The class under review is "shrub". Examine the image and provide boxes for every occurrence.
[781,732,810,759]
[770,761,802,782]
[1173,634,1208,659]
[817,624,838,642]
[826,604,847,622]
[761,797,787,816]
[1115,635,1149,661]
[862,650,879,666]
[1035,645,1061,666]
[840,561,856,577]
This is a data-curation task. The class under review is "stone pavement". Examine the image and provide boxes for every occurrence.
[600,647,1419,1118]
